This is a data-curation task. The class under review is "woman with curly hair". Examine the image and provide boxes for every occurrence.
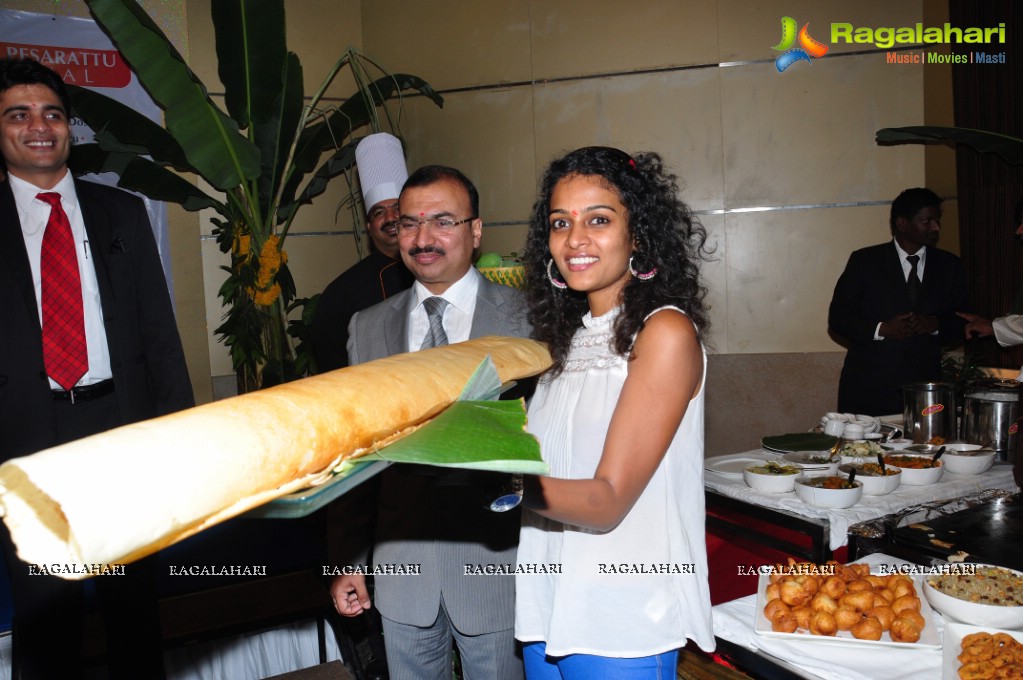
[515,146,715,678]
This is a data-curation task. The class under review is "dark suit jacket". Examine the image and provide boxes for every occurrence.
[828,241,966,415]
[0,178,194,460]
[310,248,413,372]
[342,275,530,635]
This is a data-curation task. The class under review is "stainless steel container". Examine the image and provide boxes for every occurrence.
[962,385,1019,461]
[902,382,956,443]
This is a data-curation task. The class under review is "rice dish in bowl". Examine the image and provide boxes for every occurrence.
[924,565,1023,629]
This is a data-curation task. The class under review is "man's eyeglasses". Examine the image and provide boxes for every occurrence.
[397,216,475,234]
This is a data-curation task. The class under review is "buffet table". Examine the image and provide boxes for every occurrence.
[712,553,943,680]
[705,450,1019,563]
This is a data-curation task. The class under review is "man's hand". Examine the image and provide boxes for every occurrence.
[907,313,939,335]
[330,573,371,617]
[879,313,916,341]
[957,311,994,339]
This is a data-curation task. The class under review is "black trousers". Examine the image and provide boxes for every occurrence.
[2,390,165,679]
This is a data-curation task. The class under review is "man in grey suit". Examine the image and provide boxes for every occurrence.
[331,165,528,680]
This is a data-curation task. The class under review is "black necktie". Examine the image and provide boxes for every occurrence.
[906,254,921,309]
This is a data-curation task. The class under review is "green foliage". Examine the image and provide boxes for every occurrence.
[876,126,1023,166]
[73,0,442,386]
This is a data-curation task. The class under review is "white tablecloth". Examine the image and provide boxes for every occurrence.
[713,554,943,680]
[705,452,1019,550]
[0,620,342,680]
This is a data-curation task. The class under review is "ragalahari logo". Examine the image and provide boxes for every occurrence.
[771,17,829,72]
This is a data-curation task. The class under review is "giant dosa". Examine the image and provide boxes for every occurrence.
[0,336,551,578]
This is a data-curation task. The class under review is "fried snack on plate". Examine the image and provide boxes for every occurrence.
[761,557,927,642]
[957,631,1023,678]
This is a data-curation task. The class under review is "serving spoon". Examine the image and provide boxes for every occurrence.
[932,445,946,462]
[828,437,843,461]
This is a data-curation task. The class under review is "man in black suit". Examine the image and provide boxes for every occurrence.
[0,57,193,679]
[311,132,413,372]
[829,187,966,416]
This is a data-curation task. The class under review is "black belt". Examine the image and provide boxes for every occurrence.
[52,379,115,403]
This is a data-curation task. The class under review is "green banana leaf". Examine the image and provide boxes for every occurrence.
[761,432,838,452]
[254,52,304,223]
[278,138,360,223]
[86,0,261,189]
[212,0,286,129]
[358,400,547,473]
[280,73,444,210]
[68,145,221,212]
[876,126,1023,166]
[68,85,192,171]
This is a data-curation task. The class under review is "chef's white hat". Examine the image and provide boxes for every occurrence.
[356,133,408,213]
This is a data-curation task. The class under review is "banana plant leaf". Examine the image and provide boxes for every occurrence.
[67,85,192,170]
[68,145,221,212]
[876,126,1023,166]
[277,138,360,223]
[761,432,838,452]
[279,73,443,210]
[359,399,547,474]
[86,0,261,189]
[212,0,286,128]
[254,52,304,222]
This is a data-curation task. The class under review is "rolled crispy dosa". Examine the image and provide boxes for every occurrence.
[0,336,551,577]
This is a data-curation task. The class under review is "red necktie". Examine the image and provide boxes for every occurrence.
[38,192,88,390]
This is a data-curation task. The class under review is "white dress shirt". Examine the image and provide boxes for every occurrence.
[406,267,480,351]
[11,171,113,387]
[992,315,1023,381]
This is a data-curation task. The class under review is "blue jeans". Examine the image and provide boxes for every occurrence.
[523,641,678,680]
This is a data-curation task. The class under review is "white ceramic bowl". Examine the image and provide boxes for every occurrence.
[838,463,902,495]
[842,424,866,439]
[923,564,1023,629]
[782,451,839,476]
[883,453,944,485]
[886,438,913,450]
[941,443,997,475]
[794,476,863,508]
[742,463,801,493]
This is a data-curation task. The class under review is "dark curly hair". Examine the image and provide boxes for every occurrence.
[522,146,711,376]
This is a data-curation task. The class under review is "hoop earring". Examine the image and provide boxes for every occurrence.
[546,259,568,289]
[629,255,657,281]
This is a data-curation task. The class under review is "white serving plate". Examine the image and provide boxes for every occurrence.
[941,622,1023,680]
[704,453,773,476]
[754,568,941,649]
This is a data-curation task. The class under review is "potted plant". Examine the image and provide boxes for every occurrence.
[68,0,443,390]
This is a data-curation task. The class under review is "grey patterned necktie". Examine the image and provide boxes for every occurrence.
[420,296,449,349]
